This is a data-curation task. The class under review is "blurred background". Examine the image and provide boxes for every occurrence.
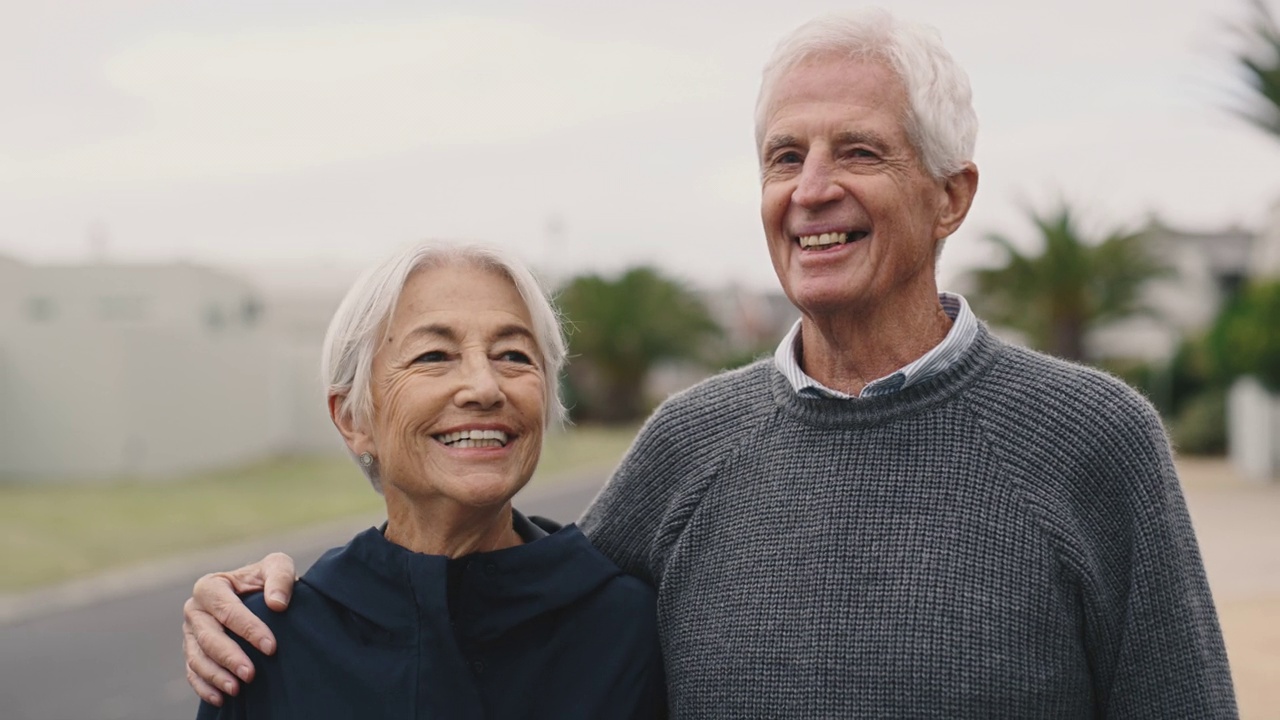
[1,0,1278,717]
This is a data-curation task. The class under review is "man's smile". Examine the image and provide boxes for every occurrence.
[795,230,869,250]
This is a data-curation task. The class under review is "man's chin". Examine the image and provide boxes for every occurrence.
[786,280,873,317]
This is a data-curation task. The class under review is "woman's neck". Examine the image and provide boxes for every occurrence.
[382,493,523,557]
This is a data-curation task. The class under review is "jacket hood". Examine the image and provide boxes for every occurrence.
[300,510,624,643]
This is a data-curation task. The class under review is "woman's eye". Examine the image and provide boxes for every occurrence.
[499,350,534,364]
[413,350,449,363]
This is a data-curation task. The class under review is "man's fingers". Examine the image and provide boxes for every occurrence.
[182,553,297,705]
[193,571,278,657]
[186,666,226,708]
[183,602,245,700]
[259,553,297,611]
[209,595,276,659]
[185,592,260,680]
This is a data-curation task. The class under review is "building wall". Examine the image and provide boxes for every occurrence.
[1228,377,1280,482]
[268,338,346,457]
[0,257,342,482]
[1088,235,1224,361]
[0,322,278,480]
[1252,199,1280,278]
[1088,223,1255,362]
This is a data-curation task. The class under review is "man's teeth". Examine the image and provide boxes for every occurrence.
[797,231,867,249]
[435,429,509,448]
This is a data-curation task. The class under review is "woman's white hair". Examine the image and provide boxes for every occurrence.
[754,8,978,179]
[320,241,567,491]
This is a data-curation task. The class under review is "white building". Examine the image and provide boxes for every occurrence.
[0,256,341,482]
[1088,220,1254,362]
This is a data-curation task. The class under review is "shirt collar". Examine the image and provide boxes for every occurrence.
[772,292,978,399]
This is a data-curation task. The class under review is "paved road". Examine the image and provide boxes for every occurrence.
[0,478,604,720]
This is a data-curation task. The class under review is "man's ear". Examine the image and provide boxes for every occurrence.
[328,393,374,457]
[934,162,979,241]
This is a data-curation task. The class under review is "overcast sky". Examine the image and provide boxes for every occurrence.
[2,0,1279,292]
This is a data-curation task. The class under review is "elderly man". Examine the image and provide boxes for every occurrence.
[185,8,1237,717]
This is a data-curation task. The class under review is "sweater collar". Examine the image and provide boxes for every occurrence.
[768,323,1005,428]
[300,510,622,641]
[773,292,978,399]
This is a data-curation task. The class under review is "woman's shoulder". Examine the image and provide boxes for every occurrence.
[563,526,657,622]
[235,580,347,648]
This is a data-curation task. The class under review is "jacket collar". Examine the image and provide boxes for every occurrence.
[300,510,622,641]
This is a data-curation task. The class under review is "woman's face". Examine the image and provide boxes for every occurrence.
[361,264,546,510]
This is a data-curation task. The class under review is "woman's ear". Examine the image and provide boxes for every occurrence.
[328,393,374,457]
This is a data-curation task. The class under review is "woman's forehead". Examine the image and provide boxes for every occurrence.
[388,265,532,341]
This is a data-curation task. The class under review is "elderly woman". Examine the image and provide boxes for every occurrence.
[194,242,664,719]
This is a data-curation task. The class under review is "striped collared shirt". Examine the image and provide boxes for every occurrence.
[772,292,978,399]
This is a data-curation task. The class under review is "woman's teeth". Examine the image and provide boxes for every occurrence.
[435,429,509,448]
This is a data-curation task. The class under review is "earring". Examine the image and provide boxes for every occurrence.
[358,452,374,468]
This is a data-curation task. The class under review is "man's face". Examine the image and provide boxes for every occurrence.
[759,57,955,318]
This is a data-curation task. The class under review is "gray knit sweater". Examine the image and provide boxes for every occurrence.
[581,327,1236,718]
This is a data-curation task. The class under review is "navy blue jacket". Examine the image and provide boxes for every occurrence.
[197,512,665,719]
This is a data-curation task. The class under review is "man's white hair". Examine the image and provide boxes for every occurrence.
[754,7,978,179]
[320,241,567,492]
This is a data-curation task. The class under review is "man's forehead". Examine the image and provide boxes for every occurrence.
[771,56,899,100]
[764,59,902,117]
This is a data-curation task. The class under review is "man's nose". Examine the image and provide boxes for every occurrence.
[454,355,504,409]
[792,153,843,208]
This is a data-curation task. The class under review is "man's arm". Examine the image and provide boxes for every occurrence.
[581,363,773,585]
[1086,427,1237,717]
[579,395,717,585]
[182,553,297,706]
[1045,390,1237,717]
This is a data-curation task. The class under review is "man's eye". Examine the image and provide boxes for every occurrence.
[413,350,449,363]
[499,350,534,364]
[775,150,803,165]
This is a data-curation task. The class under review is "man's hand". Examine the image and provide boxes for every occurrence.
[182,553,297,706]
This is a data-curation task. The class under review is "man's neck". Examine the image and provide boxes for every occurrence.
[798,293,953,396]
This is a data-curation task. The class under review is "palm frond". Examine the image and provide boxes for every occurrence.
[1231,0,1280,138]
[965,203,1169,361]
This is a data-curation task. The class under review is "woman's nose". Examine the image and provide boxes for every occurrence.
[454,355,504,409]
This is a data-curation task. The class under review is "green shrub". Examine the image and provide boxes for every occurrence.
[1170,389,1227,456]
[1207,279,1280,392]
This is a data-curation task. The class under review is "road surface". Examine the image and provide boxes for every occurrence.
[0,478,604,720]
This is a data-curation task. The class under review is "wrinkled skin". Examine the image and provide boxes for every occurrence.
[185,264,548,706]
[183,554,295,705]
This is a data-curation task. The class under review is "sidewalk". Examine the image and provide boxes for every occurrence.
[1178,456,1280,719]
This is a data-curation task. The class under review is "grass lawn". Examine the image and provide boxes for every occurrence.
[0,424,639,593]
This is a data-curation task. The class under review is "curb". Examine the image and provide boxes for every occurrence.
[0,515,380,627]
[0,471,607,627]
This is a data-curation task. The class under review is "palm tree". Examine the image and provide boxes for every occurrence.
[1231,0,1280,138]
[967,204,1168,362]
[557,267,720,422]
